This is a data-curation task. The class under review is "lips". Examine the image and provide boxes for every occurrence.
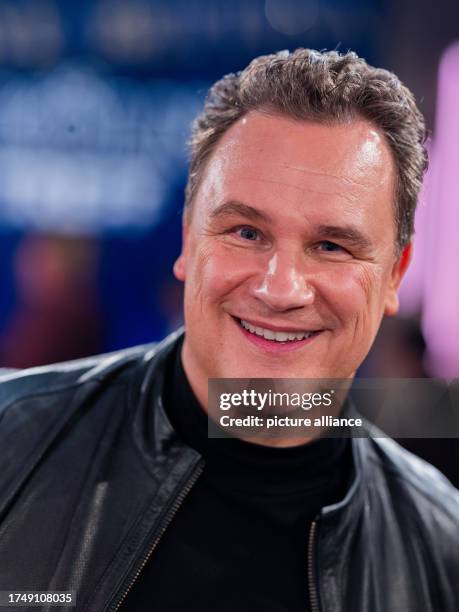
[233,316,323,351]
[240,319,314,342]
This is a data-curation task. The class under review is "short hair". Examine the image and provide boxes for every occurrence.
[185,48,428,253]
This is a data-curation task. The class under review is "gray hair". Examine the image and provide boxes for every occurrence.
[186,48,428,253]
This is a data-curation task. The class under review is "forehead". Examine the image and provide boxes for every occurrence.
[194,111,396,227]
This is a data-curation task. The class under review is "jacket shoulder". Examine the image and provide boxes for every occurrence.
[369,436,459,526]
[0,343,158,418]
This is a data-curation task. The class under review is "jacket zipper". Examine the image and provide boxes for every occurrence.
[308,519,320,612]
[109,460,204,612]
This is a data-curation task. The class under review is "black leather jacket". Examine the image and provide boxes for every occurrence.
[0,329,458,612]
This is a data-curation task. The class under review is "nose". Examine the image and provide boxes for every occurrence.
[252,252,315,312]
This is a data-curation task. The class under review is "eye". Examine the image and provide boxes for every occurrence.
[317,240,346,253]
[235,226,260,241]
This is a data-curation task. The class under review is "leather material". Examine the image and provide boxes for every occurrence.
[0,329,458,611]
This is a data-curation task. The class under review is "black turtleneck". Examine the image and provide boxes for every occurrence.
[122,336,353,611]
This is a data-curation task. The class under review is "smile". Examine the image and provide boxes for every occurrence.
[233,317,323,353]
[240,319,314,342]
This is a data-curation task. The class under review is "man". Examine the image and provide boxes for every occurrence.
[0,49,458,612]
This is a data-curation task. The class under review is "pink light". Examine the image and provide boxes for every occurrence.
[421,42,459,376]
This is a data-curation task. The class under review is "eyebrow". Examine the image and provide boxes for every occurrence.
[209,200,273,224]
[316,225,373,250]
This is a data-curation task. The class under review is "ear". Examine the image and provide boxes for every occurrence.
[173,210,190,282]
[384,242,413,316]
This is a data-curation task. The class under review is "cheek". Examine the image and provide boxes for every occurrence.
[185,242,250,307]
[317,264,385,320]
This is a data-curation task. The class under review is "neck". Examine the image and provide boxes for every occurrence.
[180,338,351,449]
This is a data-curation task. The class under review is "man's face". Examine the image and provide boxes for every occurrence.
[174,112,410,404]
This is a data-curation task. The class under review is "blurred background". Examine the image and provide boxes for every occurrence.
[0,1,457,477]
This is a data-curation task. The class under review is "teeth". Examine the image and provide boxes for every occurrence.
[240,320,313,342]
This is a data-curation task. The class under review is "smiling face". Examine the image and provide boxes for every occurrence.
[174,111,411,407]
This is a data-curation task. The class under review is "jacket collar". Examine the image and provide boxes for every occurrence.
[132,327,202,473]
